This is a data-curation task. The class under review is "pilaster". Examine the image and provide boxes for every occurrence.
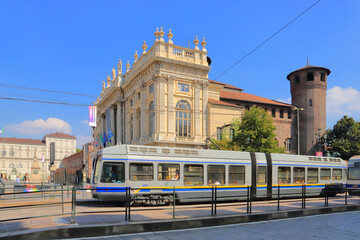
[167,76,175,138]
[140,84,146,140]
[194,80,201,139]
[116,102,121,144]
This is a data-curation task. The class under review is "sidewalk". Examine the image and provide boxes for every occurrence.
[1,202,360,240]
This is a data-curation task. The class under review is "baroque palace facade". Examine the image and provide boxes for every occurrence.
[93,28,297,153]
[0,133,76,180]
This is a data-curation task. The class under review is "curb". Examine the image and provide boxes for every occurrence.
[2,204,360,240]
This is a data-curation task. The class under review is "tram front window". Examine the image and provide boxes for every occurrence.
[100,162,125,183]
[348,167,360,180]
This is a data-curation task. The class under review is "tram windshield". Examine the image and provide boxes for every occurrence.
[348,167,360,180]
[100,162,125,183]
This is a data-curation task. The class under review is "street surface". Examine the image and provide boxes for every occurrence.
[69,211,360,240]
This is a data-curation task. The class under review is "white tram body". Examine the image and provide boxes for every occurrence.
[91,145,347,204]
[347,155,360,196]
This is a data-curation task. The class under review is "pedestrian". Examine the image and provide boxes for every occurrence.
[15,176,20,185]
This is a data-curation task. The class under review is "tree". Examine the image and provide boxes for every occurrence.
[324,115,360,160]
[210,106,284,153]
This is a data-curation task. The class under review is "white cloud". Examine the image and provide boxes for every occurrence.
[6,117,72,136]
[276,97,291,104]
[327,86,360,127]
[76,135,91,148]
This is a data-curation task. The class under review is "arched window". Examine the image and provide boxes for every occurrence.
[149,102,155,135]
[17,163,23,168]
[136,108,141,139]
[176,100,191,137]
[9,163,15,169]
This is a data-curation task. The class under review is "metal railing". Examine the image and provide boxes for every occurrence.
[0,183,355,225]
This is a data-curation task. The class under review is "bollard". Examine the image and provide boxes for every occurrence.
[249,186,252,214]
[214,186,217,215]
[70,186,76,224]
[125,187,128,221]
[345,184,348,205]
[247,185,250,213]
[172,187,176,219]
[61,185,64,215]
[128,187,131,222]
[211,186,214,216]
[277,185,280,211]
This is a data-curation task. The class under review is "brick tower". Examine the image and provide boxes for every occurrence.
[287,65,331,155]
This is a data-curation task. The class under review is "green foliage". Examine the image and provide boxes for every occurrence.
[210,106,285,153]
[76,148,82,153]
[325,115,360,160]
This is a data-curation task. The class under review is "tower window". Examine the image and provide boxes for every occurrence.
[280,109,284,118]
[178,83,189,92]
[321,73,325,82]
[295,75,299,83]
[272,108,276,117]
[307,72,314,81]
[309,98,313,107]
[287,110,292,119]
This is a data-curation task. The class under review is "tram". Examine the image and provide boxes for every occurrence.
[347,155,360,196]
[91,145,347,204]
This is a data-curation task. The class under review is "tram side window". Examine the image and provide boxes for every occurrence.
[343,169,347,180]
[320,168,331,180]
[100,162,125,183]
[293,167,305,183]
[208,165,225,185]
[229,165,245,185]
[158,164,180,181]
[332,169,342,180]
[257,166,267,185]
[184,164,203,186]
[307,168,319,183]
[278,167,291,184]
[348,167,360,180]
[93,157,102,183]
[130,163,153,181]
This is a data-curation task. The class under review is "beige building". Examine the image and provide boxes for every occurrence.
[93,28,295,153]
[0,133,76,180]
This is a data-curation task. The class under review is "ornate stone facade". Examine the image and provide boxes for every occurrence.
[93,28,295,152]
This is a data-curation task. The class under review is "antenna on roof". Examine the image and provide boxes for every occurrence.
[307,56,309,66]
[188,38,190,48]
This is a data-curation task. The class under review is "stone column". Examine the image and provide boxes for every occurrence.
[132,94,136,141]
[110,107,115,146]
[194,81,201,139]
[202,82,209,138]
[140,84,146,141]
[153,75,158,139]
[167,76,175,138]
[158,74,167,139]
[116,102,122,144]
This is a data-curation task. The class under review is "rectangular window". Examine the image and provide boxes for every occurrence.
[278,167,291,184]
[207,165,225,185]
[272,108,276,117]
[216,127,222,140]
[280,109,284,118]
[9,151,15,157]
[343,169,347,180]
[137,92,141,99]
[229,165,245,185]
[130,99,133,107]
[287,110,292,119]
[293,167,305,183]
[229,128,234,141]
[130,163,153,181]
[295,75,299,83]
[286,138,291,152]
[348,167,360,180]
[178,83,189,92]
[2,151,6,156]
[158,164,180,181]
[100,162,125,183]
[321,73,325,82]
[332,168,342,180]
[257,166,267,185]
[149,84,154,93]
[184,164,203,186]
[320,168,331,180]
[307,72,314,81]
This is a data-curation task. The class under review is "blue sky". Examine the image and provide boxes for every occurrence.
[0,0,359,147]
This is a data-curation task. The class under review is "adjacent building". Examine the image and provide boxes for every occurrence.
[0,133,76,180]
